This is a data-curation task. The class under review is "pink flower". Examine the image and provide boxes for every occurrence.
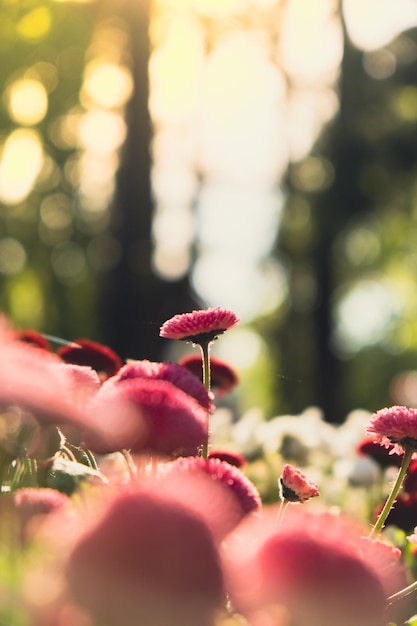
[13,487,69,516]
[360,537,406,597]
[178,354,239,396]
[58,338,122,379]
[279,463,320,503]
[0,335,89,431]
[13,487,70,544]
[366,405,417,454]
[224,509,405,626]
[158,456,261,541]
[65,488,224,626]
[87,377,208,456]
[160,307,239,344]
[111,360,213,411]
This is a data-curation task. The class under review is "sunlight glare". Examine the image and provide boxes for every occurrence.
[192,253,288,322]
[7,79,48,126]
[199,32,287,182]
[82,61,133,110]
[78,110,126,154]
[280,0,343,83]
[334,279,399,352]
[0,130,43,204]
[149,15,204,123]
[213,328,263,370]
[343,0,417,51]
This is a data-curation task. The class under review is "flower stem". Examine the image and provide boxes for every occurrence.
[369,446,414,538]
[387,579,417,605]
[199,341,211,393]
[275,500,289,528]
[199,341,211,460]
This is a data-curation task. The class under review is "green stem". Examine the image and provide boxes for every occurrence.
[275,500,289,528]
[387,579,417,605]
[200,341,211,393]
[121,449,137,482]
[369,446,414,538]
[199,341,211,460]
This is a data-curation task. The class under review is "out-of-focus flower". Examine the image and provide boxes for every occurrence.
[13,487,70,544]
[258,407,335,463]
[0,334,91,447]
[407,526,417,544]
[160,307,239,345]
[61,364,101,406]
[360,537,405,597]
[357,437,403,469]
[178,354,239,396]
[58,339,122,379]
[224,509,405,626]
[366,405,417,454]
[404,459,417,495]
[88,377,208,457]
[0,320,149,459]
[12,329,51,351]
[112,360,213,411]
[158,456,261,541]
[65,488,224,626]
[13,487,69,516]
[345,455,380,488]
[279,464,320,503]
[208,450,246,468]
[374,493,417,532]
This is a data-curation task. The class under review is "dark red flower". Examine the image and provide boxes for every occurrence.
[178,354,239,396]
[404,459,417,495]
[58,339,122,379]
[65,488,224,626]
[356,437,403,469]
[160,307,239,344]
[208,450,245,468]
[374,494,417,532]
[12,329,51,351]
[112,360,213,411]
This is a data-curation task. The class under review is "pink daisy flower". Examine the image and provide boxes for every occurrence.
[223,509,406,626]
[111,360,213,411]
[87,377,208,457]
[13,487,70,545]
[158,457,261,541]
[160,307,239,344]
[279,463,320,503]
[366,405,417,454]
[178,354,239,396]
[65,488,224,626]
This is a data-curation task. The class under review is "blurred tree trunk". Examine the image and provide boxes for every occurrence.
[277,21,368,423]
[100,0,198,362]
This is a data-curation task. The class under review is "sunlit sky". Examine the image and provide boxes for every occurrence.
[1,0,417,356]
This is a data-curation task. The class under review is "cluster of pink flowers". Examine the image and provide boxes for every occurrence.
[0,309,417,625]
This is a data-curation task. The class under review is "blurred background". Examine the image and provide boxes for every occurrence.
[1,0,417,422]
